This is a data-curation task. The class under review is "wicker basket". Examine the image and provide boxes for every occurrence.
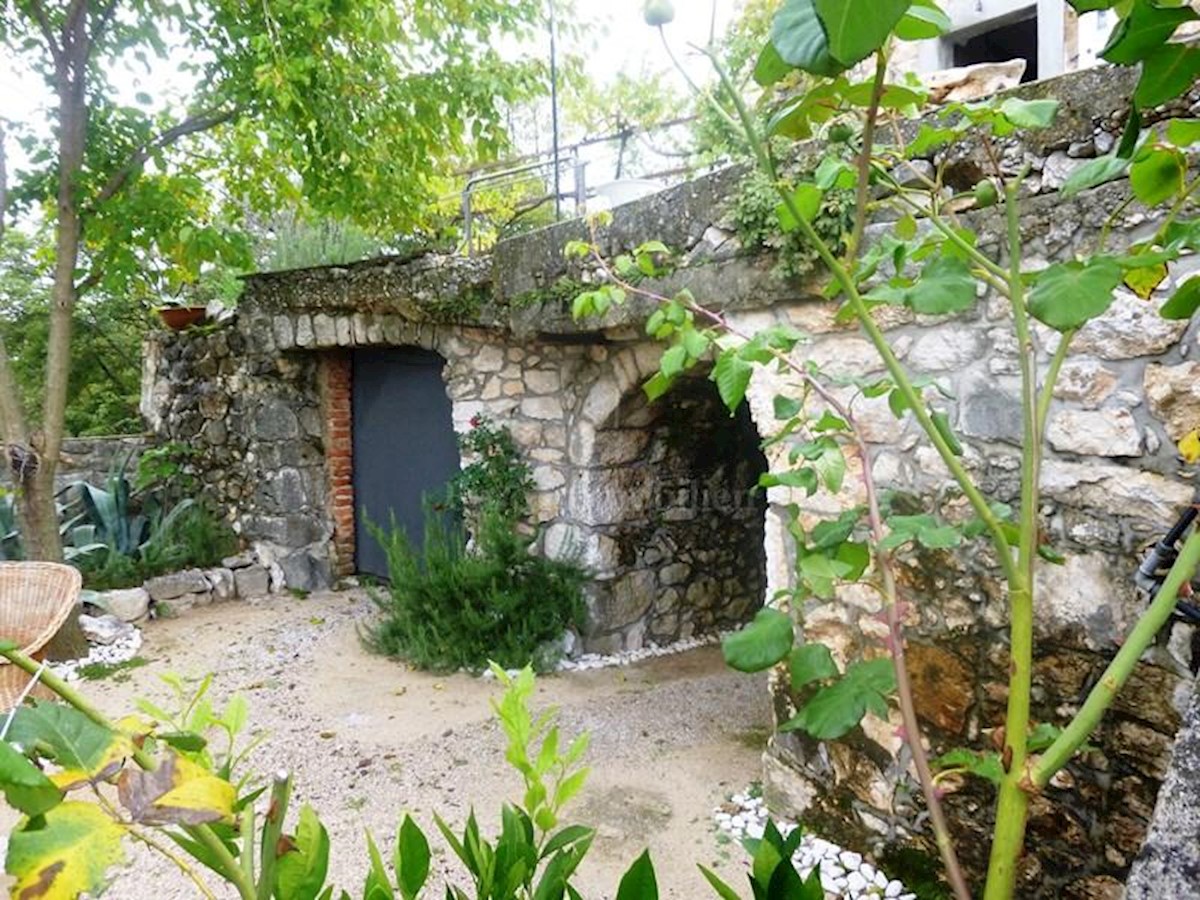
[0,562,82,710]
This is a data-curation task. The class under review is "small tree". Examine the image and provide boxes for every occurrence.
[0,0,547,561]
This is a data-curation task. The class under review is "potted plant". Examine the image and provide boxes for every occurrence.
[156,300,208,331]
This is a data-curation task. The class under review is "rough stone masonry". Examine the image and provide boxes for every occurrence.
[144,65,1200,896]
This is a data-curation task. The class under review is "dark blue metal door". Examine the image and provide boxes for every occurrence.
[352,347,459,579]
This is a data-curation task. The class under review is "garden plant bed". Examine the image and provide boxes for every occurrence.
[1,590,773,898]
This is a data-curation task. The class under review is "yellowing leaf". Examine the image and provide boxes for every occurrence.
[1124,262,1168,299]
[7,703,131,792]
[118,752,235,825]
[1180,430,1200,464]
[6,801,126,899]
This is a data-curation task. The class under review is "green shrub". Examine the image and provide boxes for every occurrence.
[364,508,586,673]
[76,504,240,590]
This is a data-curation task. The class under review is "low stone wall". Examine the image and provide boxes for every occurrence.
[0,434,148,491]
[143,65,1200,895]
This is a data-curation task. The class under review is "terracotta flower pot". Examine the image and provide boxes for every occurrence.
[158,307,207,331]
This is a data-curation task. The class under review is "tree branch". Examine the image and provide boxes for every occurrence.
[89,107,238,209]
[24,0,64,63]
[83,0,121,62]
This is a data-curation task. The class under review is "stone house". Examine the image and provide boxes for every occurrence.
[144,65,1200,896]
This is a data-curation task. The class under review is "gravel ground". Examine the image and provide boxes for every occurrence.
[11,590,772,899]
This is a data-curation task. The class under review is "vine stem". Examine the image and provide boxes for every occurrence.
[700,47,1017,591]
[982,176,1038,900]
[1032,525,1200,786]
[0,645,259,900]
[586,235,971,900]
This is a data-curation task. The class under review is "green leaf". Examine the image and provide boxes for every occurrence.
[799,553,850,599]
[0,741,62,817]
[754,42,794,87]
[7,801,126,899]
[7,703,130,791]
[1069,0,1118,11]
[814,157,856,190]
[1167,118,1200,146]
[1027,257,1122,332]
[998,98,1059,130]
[712,351,754,413]
[896,0,951,40]
[771,0,844,76]
[917,525,962,549]
[933,748,1004,785]
[660,345,688,378]
[789,644,839,691]
[1101,1,1196,65]
[395,815,431,900]
[276,806,331,900]
[814,0,912,67]
[907,255,976,315]
[542,825,593,860]
[779,658,896,740]
[1135,44,1200,109]
[643,372,673,402]
[364,831,395,900]
[1130,146,1186,206]
[813,442,846,493]
[615,850,658,900]
[1061,154,1130,197]
[776,183,823,232]
[722,608,795,673]
[697,865,743,900]
[1161,277,1200,320]
[773,395,803,420]
[931,409,963,456]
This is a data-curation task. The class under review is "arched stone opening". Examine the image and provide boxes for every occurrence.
[567,365,769,652]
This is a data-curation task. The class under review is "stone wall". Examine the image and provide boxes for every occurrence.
[144,66,1200,895]
[0,434,148,492]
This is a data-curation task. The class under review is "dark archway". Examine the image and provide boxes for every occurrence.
[582,373,769,650]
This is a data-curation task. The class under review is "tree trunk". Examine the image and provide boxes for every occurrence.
[14,15,93,660]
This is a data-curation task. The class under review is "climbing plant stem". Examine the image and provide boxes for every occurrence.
[984,177,1038,900]
[1033,527,1200,786]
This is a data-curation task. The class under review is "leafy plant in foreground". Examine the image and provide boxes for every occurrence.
[570,2,1200,897]
[0,644,822,900]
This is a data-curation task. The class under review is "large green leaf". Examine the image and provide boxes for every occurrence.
[906,255,976,315]
[722,609,795,673]
[615,850,658,900]
[1061,154,1130,197]
[7,801,126,899]
[789,644,839,691]
[815,0,911,67]
[697,865,742,900]
[1028,258,1123,332]
[896,0,951,40]
[7,702,129,791]
[754,42,794,87]
[1135,44,1200,109]
[712,350,754,413]
[1130,146,1186,206]
[276,805,331,900]
[771,0,843,76]
[1101,1,1196,65]
[1161,277,1200,320]
[0,741,62,817]
[998,98,1059,130]
[395,814,431,900]
[779,658,897,740]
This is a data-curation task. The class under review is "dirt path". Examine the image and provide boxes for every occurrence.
[72,590,771,898]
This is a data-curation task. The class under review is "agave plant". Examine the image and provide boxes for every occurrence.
[61,450,194,561]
